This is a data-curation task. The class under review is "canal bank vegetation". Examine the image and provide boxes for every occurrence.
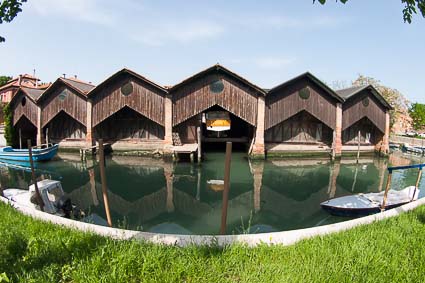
[1,202,425,282]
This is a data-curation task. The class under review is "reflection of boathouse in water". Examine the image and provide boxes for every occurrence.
[0,152,417,234]
[12,155,393,234]
[9,65,392,158]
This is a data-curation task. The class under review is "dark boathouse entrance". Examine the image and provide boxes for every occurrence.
[174,105,255,152]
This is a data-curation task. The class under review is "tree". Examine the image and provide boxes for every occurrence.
[0,0,27,42]
[351,75,410,129]
[409,103,425,131]
[314,0,425,23]
[0,75,12,87]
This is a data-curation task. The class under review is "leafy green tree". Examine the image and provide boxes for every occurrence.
[314,0,425,23]
[3,103,14,145]
[0,0,27,42]
[0,75,12,87]
[352,75,410,129]
[409,103,425,131]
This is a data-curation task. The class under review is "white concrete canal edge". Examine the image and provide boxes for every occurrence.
[1,195,425,247]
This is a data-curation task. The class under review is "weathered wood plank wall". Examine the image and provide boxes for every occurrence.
[172,74,259,126]
[94,107,164,141]
[265,111,333,144]
[92,76,165,127]
[342,117,383,145]
[265,78,337,130]
[41,85,87,127]
[45,111,87,141]
[12,93,38,126]
[342,90,386,133]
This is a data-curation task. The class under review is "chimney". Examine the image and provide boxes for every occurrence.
[63,73,66,79]
[33,69,38,87]
[18,75,22,86]
[74,75,77,79]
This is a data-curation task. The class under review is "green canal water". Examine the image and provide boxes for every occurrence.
[0,151,424,235]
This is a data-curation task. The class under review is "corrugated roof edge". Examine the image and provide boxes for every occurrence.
[87,68,168,98]
[267,72,344,103]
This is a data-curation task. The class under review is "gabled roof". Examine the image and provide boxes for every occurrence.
[336,84,393,110]
[267,72,344,103]
[10,86,44,104]
[169,64,267,95]
[87,68,167,97]
[37,77,95,102]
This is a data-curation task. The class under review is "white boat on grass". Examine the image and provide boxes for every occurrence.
[321,186,419,217]
[2,179,73,217]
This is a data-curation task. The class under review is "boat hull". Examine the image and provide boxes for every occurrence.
[321,202,409,217]
[0,144,59,162]
[321,186,419,217]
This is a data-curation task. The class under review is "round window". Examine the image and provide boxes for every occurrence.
[58,90,68,101]
[362,97,370,107]
[121,82,133,96]
[21,96,26,106]
[299,87,310,100]
[210,80,224,94]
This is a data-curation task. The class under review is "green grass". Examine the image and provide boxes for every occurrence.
[1,202,425,283]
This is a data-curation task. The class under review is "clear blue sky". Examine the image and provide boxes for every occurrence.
[0,0,424,103]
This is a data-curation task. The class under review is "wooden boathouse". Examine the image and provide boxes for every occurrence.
[37,77,95,147]
[8,64,392,158]
[336,85,392,154]
[265,72,344,156]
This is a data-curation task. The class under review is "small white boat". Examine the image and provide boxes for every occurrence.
[321,186,420,217]
[2,179,74,217]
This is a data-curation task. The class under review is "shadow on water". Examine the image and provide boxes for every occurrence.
[0,151,424,235]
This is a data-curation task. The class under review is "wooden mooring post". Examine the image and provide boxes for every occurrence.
[412,168,423,201]
[197,126,202,163]
[19,128,22,149]
[27,139,44,212]
[98,139,112,227]
[220,142,232,235]
[356,130,361,163]
[380,170,393,211]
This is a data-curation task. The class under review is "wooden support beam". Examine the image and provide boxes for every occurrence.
[220,142,232,235]
[98,139,112,227]
[28,139,44,212]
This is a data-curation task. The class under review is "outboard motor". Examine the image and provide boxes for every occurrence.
[54,195,73,218]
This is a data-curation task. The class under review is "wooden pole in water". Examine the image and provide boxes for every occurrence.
[98,139,112,227]
[356,130,361,163]
[381,171,393,211]
[220,142,232,235]
[412,168,423,201]
[27,139,44,212]
[197,126,202,163]
[19,128,22,149]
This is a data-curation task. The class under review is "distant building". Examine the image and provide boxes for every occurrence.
[0,74,50,103]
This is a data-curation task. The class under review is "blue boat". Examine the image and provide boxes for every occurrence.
[0,144,59,162]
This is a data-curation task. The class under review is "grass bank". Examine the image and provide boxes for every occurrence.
[1,202,425,282]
